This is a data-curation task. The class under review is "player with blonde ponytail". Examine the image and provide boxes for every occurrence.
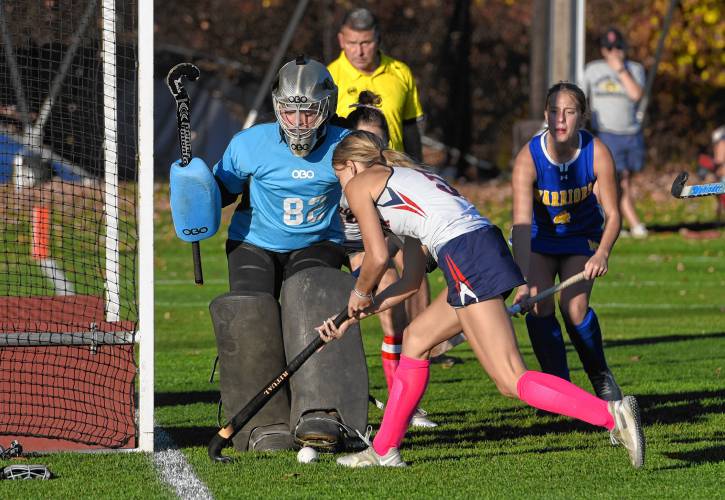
[318,130,645,469]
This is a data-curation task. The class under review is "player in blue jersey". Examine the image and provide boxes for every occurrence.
[511,81,623,401]
[171,56,369,454]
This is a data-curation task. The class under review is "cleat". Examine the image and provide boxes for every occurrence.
[608,396,645,468]
[336,446,407,468]
[590,370,623,402]
[410,408,438,428]
[631,224,648,239]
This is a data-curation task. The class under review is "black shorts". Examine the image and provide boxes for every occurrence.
[226,240,346,299]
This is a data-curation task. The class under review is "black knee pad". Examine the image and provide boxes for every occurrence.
[209,292,291,451]
[280,268,368,440]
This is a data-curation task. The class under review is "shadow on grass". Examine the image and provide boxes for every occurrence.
[163,425,224,448]
[638,389,724,425]
[648,221,724,233]
[605,331,725,348]
[156,390,219,406]
[411,415,598,449]
[661,445,725,466]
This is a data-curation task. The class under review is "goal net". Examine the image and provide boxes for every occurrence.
[0,0,153,452]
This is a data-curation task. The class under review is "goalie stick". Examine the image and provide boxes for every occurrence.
[208,309,349,462]
[166,62,204,284]
[671,171,725,199]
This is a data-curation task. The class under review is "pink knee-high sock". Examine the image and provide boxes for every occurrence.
[381,335,402,393]
[373,355,430,456]
[517,370,615,429]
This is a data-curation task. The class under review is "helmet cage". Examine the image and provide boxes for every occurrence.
[271,57,337,157]
[273,95,331,142]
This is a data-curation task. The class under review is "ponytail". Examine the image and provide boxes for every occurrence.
[333,130,426,171]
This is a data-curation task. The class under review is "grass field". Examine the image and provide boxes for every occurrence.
[2,182,724,498]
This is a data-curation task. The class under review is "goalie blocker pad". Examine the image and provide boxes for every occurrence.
[209,292,290,452]
[281,268,368,437]
[170,157,221,242]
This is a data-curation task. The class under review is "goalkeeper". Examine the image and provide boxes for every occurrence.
[169,56,369,453]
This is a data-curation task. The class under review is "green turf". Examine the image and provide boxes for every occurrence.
[152,189,724,499]
[2,185,723,498]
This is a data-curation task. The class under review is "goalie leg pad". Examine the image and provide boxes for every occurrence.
[209,292,293,452]
[280,268,368,448]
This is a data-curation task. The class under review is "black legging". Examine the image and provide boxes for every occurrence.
[226,240,346,298]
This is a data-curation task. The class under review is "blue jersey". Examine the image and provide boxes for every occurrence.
[529,130,604,255]
[213,123,347,252]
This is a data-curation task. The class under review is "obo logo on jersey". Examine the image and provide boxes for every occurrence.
[292,169,315,179]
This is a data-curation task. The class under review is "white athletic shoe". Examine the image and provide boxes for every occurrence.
[336,446,407,468]
[631,224,649,239]
[608,396,645,468]
[410,408,438,428]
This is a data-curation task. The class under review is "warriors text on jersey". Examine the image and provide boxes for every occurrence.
[213,123,347,252]
[372,167,490,261]
[529,130,604,255]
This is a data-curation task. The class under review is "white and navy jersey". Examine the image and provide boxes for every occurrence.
[529,130,604,254]
[213,123,348,252]
[373,167,490,261]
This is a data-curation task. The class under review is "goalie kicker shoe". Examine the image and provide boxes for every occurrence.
[294,411,344,451]
[608,396,645,468]
[337,446,407,468]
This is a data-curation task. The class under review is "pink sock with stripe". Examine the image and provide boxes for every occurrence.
[381,335,402,393]
[373,355,430,456]
[517,370,615,429]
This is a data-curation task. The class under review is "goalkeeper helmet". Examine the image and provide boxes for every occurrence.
[272,55,338,157]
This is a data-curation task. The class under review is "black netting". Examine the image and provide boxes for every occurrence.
[0,0,138,449]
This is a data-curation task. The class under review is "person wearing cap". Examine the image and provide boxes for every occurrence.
[582,28,648,238]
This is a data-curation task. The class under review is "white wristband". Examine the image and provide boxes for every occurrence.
[352,287,374,302]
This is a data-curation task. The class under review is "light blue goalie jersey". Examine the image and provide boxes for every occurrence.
[213,123,348,252]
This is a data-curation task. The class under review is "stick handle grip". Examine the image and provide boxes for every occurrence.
[192,241,203,285]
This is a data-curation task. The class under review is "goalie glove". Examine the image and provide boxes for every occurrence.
[170,157,221,242]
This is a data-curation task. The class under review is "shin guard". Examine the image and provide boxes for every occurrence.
[525,313,570,380]
[565,308,622,400]
[280,268,368,442]
[209,292,291,452]
[564,308,608,376]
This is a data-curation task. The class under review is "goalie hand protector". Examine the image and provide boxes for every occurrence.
[170,157,221,242]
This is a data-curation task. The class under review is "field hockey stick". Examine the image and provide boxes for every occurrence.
[369,273,589,412]
[166,62,204,284]
[671,171,725,199]
[507,270,588,316]
[208,308,349,462]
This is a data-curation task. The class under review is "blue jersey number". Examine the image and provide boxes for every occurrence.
[416,169,460,197]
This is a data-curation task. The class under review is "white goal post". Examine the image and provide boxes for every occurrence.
[0,0,154,453]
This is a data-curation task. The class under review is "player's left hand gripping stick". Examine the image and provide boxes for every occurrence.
[208,308,349,463]
[166,63,219,284]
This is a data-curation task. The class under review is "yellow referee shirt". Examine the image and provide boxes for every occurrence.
[328,51,424,152]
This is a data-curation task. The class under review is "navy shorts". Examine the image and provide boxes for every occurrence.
[597,131,645,173]
[437,226,525,308]
[531,233,602,257]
